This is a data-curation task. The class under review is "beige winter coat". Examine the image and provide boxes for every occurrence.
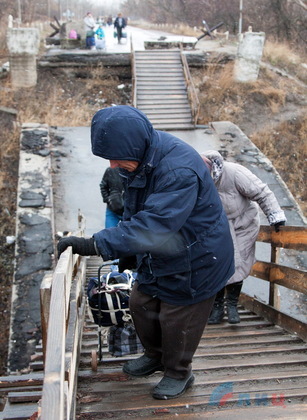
[202,151,286,285]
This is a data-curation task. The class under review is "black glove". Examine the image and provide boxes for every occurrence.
[57,236,98,257]
[118,255,137,272]
[274,221,285,232]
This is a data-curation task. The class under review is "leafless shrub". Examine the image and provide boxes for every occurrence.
[251,116,307,213]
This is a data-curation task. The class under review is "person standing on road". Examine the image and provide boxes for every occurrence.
[201,150,286,324]
[57,105,235,400]
[100,166,124,228]
[114,12,126,44]
[84,11,96,32]
[84,12,96,49]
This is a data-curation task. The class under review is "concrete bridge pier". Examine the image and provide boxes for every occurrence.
[6,27,40,88]
[234,31,265,83]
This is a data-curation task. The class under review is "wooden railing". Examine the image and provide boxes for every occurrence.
[39,249,87,420]
[39,213,87,420]
[37,225,306,419]
[240,225,307,341]
[180,44,200,125]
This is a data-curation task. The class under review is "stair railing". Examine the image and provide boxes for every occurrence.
[180,44,200,125]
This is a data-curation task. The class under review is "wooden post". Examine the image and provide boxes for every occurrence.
[269,233,280,309]
[40,272,53,365]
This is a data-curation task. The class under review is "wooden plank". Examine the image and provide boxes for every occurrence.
[131,404,307,420]
[140,109,191,115]
[40,272,52,364]
[40,268,67,420]
[151,124,195,130]
[1,402,39,420]
[257,225,307,250]
[251,261,307,294]
[0,373,44,388]
[137,94,188,99]
[76,387,307,416]
[53,246,73,318]
[137,83,186,88]
[240,293,307,341]
[65,259,87,410]
[78,351,307,371]
[8,390,42,403]
[137,76,185,80]
[138,99,190,105]
[138,103,190,109]
[147,116,192,122]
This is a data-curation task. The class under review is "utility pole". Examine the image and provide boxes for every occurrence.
[17,0,21,24]
[47,0,50,21]
[238,0,243,35]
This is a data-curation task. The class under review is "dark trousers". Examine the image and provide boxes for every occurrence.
[116,27,123,42]
[129,283,215,379]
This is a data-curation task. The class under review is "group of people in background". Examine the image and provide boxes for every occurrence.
[81,11,127,50]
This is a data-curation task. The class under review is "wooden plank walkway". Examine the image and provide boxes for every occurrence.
[134,50,194,130]
[75,257,307,419]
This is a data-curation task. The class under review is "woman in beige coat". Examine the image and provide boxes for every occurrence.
[201,151,286,324]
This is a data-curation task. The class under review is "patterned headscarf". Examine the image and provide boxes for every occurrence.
[200,150,224,182]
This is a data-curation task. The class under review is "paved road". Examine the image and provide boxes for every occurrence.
[52,127,222,235]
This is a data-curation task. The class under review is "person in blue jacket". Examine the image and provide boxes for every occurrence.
[57,105,234,400]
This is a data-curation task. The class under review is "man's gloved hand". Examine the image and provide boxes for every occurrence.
[57,236,98,258]
[274,221,285,233]
[118,255,137,272]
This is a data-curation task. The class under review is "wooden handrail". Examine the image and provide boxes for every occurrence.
[38,224,306,417]
[250,225,307,295]
[180,44,200,125]
[39,213,87,419]
[39,249,87,420]
[242,225,307,340]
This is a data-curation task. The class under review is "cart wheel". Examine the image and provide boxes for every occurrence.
[91,350,98,372]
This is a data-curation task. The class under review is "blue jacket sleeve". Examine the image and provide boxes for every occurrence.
[93,168,199,260]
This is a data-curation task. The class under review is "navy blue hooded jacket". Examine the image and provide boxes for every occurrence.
[91,106,234,305]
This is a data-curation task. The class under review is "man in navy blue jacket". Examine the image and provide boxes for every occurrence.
[58,105,234,400]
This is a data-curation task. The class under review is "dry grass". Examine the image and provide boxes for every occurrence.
[191,58,306,215]
[195,55,306,122]
[263,40,307,84]
[250,116,307,213]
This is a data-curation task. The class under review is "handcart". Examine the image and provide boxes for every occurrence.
[87,261,137,371]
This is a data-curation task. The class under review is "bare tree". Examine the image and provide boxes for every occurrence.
[292,0,307,10]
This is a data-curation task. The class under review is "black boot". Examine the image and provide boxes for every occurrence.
[208,288,225,324]
[226,282,243,324]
